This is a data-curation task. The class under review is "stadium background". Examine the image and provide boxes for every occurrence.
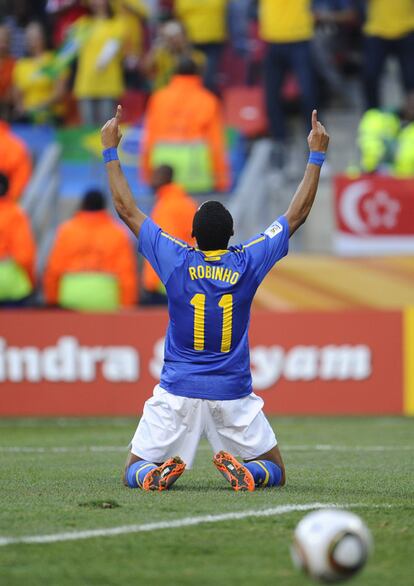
[1,0,413,417]
[1,3,413,586]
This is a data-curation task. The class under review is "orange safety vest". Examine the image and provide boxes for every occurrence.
[44,210,138,306]
[0,122,32,201]
[143,183,198,292]
[141,75,230,192]
[0,197,36,283]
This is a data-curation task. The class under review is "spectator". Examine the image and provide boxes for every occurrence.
[46,0,88,48]
[143,20,205,90]
[12,22,68,123]
[43,189,138,312]
[363,0,414,110]
[0,173,36,305]
[1,0,36,58]
[0,121,32,200]
[73,0,127,126]
[0,25,15,120]
[141,57,230,193]
[312,0,358,105]
[174,0,228,93]
[113,0,148,88]
[259,0,317,167]
[142,164,197,304]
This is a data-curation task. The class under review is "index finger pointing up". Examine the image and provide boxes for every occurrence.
[115,104,122,122]
[311,109,318,130]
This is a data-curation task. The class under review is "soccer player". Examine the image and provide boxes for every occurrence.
[101,106,329,492]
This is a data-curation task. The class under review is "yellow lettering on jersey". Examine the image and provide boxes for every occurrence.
[230,272,240,285]
[197,265,205,278]
[223,269,232,282]
[190,293,234,353]
[215,267,224,281]
[190,293,205,351]
[218,294,233,353]
[187,265,240,284]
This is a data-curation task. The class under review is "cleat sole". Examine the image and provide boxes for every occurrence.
[213,451,255,492]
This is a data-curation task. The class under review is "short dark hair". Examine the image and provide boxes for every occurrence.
[80,189,106,211]
[192,201,234,250]
[0,173,9,197]
[174,56,199,76]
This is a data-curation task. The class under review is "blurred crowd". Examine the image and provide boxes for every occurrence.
[0,1,412,126]
[1,0,414,310]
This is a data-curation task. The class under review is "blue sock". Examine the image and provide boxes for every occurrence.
[244,460,283,487]
[126,460,157,489]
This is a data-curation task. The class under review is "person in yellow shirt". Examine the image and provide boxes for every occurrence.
[73,0,127,125]
[363,0,414,109]
[143,20,206,90]
[174,0,228,93]
[113,0,148,88]
[12,22,67,123]
[258,0,317,166]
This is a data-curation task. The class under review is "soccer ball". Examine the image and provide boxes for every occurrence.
[291,509,373,583]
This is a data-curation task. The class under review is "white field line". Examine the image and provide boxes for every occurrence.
[0,502,361,547]
[0,445,413,454]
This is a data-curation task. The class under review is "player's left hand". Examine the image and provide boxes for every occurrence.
[101,105,123,149]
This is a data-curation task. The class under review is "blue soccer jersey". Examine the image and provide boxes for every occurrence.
[138,216,289,400]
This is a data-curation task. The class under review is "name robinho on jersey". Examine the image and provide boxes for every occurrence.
[188,264,240,284]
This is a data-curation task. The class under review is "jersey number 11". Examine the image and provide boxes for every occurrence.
[190,294,233,353]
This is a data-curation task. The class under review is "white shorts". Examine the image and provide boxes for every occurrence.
[130,385,277,468]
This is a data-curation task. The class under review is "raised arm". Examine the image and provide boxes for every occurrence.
[284,109,330,236]
[101,105,147,237]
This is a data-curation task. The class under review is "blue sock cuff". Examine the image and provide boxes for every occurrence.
[245,460,283,488]
[126,460,156,489]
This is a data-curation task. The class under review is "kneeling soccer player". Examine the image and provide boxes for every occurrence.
[101,106,329,492]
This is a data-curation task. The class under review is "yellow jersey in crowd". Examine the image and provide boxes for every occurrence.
[13,52,63,114]
[259,0,314,43]
[74,16,126,99]
[364,0,414,39]
[174,0,228,44]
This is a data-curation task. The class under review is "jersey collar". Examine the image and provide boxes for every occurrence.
[198,249,229,262]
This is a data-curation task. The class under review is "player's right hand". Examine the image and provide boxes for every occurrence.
[308,109,329,153]
[101,105,123,149]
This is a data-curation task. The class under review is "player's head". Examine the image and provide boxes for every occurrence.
[0,172,9,198]
[151,164,174,191]
[192,201,234,250]
[80,189,106,211]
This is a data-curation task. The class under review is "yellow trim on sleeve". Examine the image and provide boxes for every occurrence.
[243,236,266,249]
[160,232,189,248]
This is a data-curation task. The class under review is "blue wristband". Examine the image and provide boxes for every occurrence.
[308,151,325,167]
[103,147,119,164]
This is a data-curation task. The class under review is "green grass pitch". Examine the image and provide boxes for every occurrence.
[0,416,413,586]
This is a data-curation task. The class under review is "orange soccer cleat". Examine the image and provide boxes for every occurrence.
[213,451,255,492]
[142,456,186,491]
